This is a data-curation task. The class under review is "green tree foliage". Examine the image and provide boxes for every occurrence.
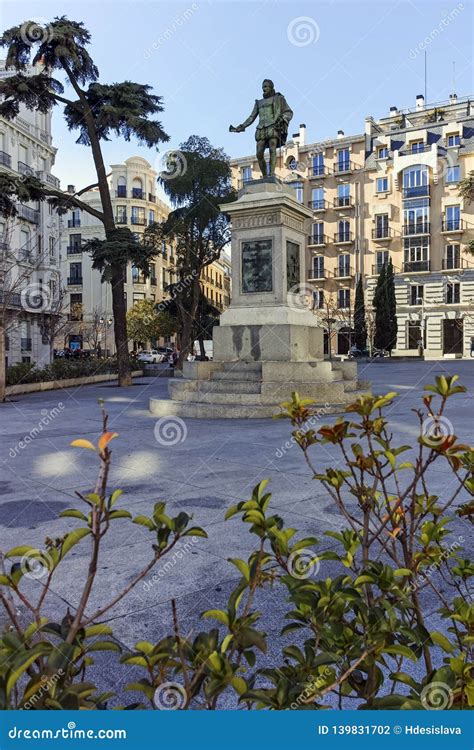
[0,17,169,386]
[126,299,176,345]
[373,261,397,353]
[145,136,235,366]
[458,170,474,255]
[353,276,367,350]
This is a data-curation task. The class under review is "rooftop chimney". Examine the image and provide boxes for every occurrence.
[299,123,306,146]
[416,94,425,110]
[67,184,75,194]
[337,129,344,138]
[390,105,398,114]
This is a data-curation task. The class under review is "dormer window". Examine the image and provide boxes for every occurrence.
[447,133,461,147]
[377,146,389,159]
[410,140,424,154]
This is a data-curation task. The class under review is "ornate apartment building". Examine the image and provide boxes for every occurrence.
[0,62,62,366]
[61,156,231,353]
[231,94,474,358]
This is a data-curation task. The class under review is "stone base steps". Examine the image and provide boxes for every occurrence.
[149,398,349,420]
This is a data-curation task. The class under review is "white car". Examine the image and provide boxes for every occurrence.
[137,350,165,364]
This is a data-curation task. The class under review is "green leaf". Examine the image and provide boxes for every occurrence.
[87,641,121,653]
[228,558,249,581]
[202,609,229,626]
[394,568,412,577]
[231,676,247,695]
[60,509,88,521]
[84,624,113,638]
[110,489,123,507]
[430,631,456,654]
[182,527,207,538]
[5,546,38,558]
[108,510,133,520]
[383,645,418,662]
[61,527,91,557]
[133,516,155,530]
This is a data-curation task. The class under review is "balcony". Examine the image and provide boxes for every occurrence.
[116,187,127,198]
[67,276,83,286]
[116,215,128,224]
[334,266,354,279]
[399,144,430,156]
[148,193,156,203]
[371,264,386,275]
[307,268,328,281]
[308,234,328,247]
[402,185,430,199]
[131,189,144,199]
[441,219,464,233]
[67,246,82,255]
[21,338,32,352]
[442,257,468,271]
[36,171,61,189]
[0,151,11,168]
[67,218,81,228]
[0,291,22,307]
[334,231,353,244]
[17,204,39,224]
[333,161,360,174]
[402,260,430,273]
[372,227,392,240]
[402,222,430,236]
[310,165,331,178]
[18,161,34,177]
[308,200,328,211]
[334,196,352,209]
[131,216,147,225]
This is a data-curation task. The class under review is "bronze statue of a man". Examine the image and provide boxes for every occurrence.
[230,79,293,178]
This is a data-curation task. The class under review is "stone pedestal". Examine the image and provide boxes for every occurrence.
[150,178,370,419]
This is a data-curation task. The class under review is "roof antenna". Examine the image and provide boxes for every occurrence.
[452,60,456,95]
[424,50,427,102]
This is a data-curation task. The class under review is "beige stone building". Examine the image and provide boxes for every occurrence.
[61,156,232,352]
[230,94,474,358]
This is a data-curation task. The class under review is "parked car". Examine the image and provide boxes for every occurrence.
[137,350,165,364]
[348,346,386,359]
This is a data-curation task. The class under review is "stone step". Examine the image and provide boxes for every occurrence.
[222,361,262,373]
[149,398,347,420]
[195,379,261,394]
[212,370,262,382]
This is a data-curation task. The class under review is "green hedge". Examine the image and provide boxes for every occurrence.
[6,358,122,386]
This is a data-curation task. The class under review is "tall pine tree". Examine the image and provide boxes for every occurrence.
[354,276,367,350]
[373,264,389,351]
[385,259,398,354]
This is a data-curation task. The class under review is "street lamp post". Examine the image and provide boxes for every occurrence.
[99,316,113,357]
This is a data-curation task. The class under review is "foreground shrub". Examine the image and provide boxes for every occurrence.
[0,377,472,709]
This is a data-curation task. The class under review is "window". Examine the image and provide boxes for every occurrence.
[446,166,460,184]
[311,255,324,279]
[446,282,460,304]
[377,146,389,159]
[375,250,389,273]
[338,288,350,309]
[410,285,424,305]
[49,237,55,257]
[148,209,155,224]
[69,233,81,252]
[337,148,350,172]
[338,254,351,277]
[70,293,83,320]
[288,157,297,170]
[407,321,422,350]
[289,181,303,203]
[404,237,429,271]
[403,165,429,197]
[132,178,143,199]
[312,153,324,176]
[375,213,389,238]
[337,219,350,242]
[410,140,424,153]
[116,205,127,224]
[445,204,460,231]
[311,222,324,244]
[69,262,82,282]
[117,177,127,197]
[68,209,81,228]
[311,187,324,210]
[312,289,324,310]
[20,229,30,256]
[447,133,460,147]
[131,207,146,225]
[132,266,146,284]
[337,184,350,206]
[376,176,388,193]
[445,244,460,270]
[150,264,157,285]
[241,166,252,184]
[404,201,429,234]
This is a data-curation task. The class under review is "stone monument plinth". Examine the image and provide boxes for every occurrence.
[150,178,369,419]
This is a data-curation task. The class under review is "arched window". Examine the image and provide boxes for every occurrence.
[117,176,126,198]
[402,165,429,198]
[132,178,143,200]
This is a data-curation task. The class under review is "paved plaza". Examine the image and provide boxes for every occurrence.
[0,359,472,704]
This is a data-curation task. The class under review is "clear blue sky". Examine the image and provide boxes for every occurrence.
[1,0,473,195]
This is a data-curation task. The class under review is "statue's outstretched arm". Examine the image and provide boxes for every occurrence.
[230,100,258,132]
